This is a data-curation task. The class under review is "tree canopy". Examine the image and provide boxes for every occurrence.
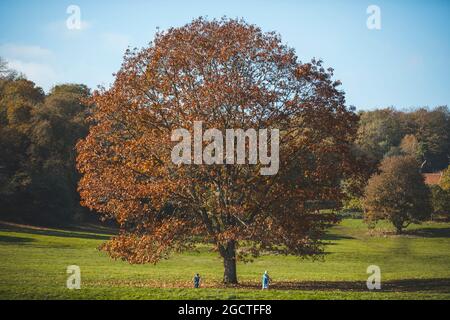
[76,18,359,283]
[363,155,432,233]
[356,107,450,172]
[0,73,91,224]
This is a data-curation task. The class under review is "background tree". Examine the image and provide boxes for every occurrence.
[440,165,450,191]
[400,134,424,163]
[0,57,19,81]
[340,145,372,215]
[27,84,91,222]
[0,65,91,224]
[356,108,404,164]
[405,107,450,172]
[429,185,449,220]
[354,107,449,172]
[431,165,450,220]
[363,155,432,233]
[0,57,8,77]
[77,18,359,284]
[0,78,45,221]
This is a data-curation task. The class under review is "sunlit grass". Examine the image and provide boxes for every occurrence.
[0,219,449,299]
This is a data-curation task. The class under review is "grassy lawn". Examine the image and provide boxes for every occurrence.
[0,218,449,300]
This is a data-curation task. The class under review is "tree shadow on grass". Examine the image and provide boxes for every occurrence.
[0,222,111,241]
[0,234,35,244]
[234,278,450,293]
[404,227,450,238]
[124,278,450,293]
[322,233,355,241]
[321,233,355,246]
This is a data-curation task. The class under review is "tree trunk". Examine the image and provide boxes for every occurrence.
[392,219,405,234]
[394,222,403,234]
[221,240,238,284]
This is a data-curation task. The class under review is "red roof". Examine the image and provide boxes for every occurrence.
[423,172,443,185]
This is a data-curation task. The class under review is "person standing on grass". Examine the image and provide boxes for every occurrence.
[193,273,201,288]
[262,271,271,290]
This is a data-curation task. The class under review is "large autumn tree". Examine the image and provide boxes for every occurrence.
[77,18,358,284]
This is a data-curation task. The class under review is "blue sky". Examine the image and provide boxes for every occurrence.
[0,0,449,110]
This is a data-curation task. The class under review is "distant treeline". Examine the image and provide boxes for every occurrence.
[0,60,449,225]
[0,63,92,224]
[355,107,449,173]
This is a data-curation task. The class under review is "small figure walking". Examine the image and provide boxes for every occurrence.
[193,273,201,288]
[262,271,271,290]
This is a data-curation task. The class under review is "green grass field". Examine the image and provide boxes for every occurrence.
[1,219,450,300]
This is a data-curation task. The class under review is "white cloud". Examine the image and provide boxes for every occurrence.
[44,19,92,39]
[7,59,57,90]
[62,19,91,32]
[0,44,58,91]
[78,20,91,31]
[0,44,53,61]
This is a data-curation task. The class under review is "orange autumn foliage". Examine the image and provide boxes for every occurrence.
[76,17,359,283]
